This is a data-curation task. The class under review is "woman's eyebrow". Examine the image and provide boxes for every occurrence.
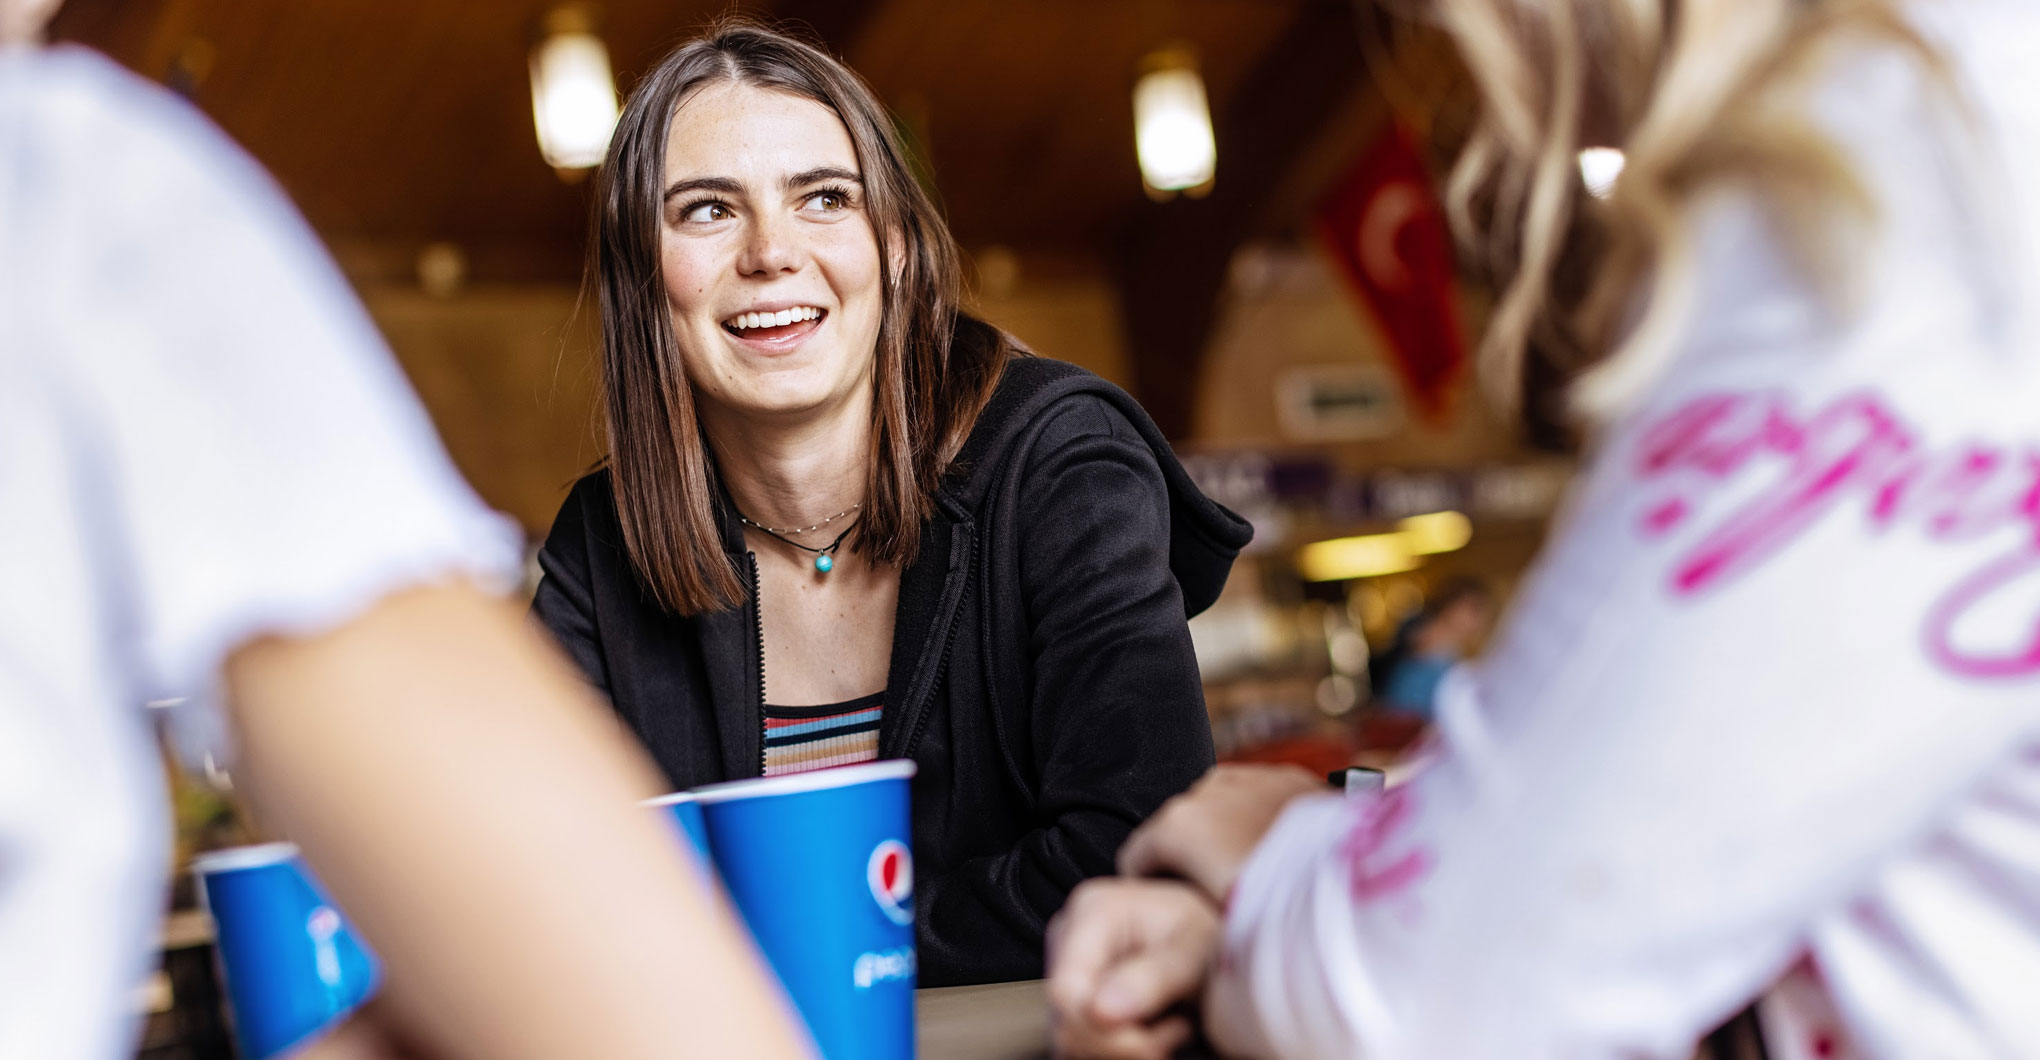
[784,166,862,189]
[663,175,743,202]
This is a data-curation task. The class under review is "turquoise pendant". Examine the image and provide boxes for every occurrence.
[815,554,834,573]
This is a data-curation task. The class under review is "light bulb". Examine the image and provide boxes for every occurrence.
[530,9,619,173]
[1133,47,1216,196]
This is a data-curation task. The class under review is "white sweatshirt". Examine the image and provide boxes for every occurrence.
[0,47,517,1058]
[1210,5,2040,1057]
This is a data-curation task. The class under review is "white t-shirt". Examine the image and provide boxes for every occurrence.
[1211,5,2040,1058]
[0,46,519,1059]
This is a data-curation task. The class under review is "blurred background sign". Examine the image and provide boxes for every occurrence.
[1276,363,1405,442]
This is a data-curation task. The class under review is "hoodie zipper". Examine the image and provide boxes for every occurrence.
[896,523,973,761]
[748,551,767,775]
[900,592,964,761]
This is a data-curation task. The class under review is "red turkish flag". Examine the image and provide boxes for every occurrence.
[1315,123,1466,421]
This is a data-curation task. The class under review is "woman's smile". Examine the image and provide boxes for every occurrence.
[719,304,828,353]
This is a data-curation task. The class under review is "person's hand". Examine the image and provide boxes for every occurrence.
[1117,764,1323,904]
[1046,878,1223,1060]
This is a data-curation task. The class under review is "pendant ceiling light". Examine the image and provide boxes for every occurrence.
[1133,43,1217,199]
[530,5,620,177]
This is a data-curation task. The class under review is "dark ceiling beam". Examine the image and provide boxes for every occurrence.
[765,0,882,56]
[1112,0,1368,441]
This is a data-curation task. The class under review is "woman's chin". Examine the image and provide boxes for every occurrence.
[719,382,856,423]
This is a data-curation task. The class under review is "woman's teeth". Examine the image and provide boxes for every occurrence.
[724,306,823,331]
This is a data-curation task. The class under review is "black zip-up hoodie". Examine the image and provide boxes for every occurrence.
[533,355,1252,985]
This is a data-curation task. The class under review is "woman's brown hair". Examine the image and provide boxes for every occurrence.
[589,20,1011,614]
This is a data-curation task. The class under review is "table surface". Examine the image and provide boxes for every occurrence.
[169,908,1060,1060]
[917,980,1050,1060]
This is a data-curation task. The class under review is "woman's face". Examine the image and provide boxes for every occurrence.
[658,82,885,428]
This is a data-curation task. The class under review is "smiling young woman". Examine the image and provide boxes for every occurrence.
[532,22,1253,985]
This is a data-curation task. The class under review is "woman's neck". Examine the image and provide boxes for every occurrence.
[701,397,872,532]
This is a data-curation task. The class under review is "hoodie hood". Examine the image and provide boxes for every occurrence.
[942,355,1252,617]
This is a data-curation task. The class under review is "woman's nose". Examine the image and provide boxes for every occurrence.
[736,213,800,276]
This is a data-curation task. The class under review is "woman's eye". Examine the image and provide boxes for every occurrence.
[682,201,732,223]
[809,189,851,212]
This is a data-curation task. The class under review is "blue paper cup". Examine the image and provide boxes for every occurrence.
[692,761,918,1060]
[193,843,381,1059]
[642,790,714,864]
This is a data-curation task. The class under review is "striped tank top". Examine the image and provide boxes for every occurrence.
[762,690,883,776]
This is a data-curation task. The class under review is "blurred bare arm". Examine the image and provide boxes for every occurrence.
[0,0,60,45]
[225,583,812,1060]
[1116,764,1324,905]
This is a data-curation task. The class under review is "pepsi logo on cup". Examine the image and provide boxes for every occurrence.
[866,839,913,926]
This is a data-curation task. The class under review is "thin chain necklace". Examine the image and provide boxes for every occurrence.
[737,503,861,537]
[738,506,862,574]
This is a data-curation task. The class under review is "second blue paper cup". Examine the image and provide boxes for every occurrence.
[192,843,380,1060]
[692,760,918,1060]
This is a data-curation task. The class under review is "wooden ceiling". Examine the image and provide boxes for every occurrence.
[848,0,1298,251]
[51,0,1337,282]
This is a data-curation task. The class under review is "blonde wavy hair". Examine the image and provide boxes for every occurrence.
[1434,0,1935,419]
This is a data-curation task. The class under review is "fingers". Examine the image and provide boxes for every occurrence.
[1046,880,1135,1024]
[1047,879,1222,1060]
[1053,1013,1193,1060]
[1205,762,1323,797]
[1120,764,1326,899]
[1113,799,1180,879]
[1116,765,1248,881]
[1092,926,1211,1024]
[1115,784,1233,901]
[1256,763,1329,800]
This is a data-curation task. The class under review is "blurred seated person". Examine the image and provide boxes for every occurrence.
[531,23,1249,986]
[1367,577,1493,721]
[1,5,807,1057]
[1045,0,2040,1056]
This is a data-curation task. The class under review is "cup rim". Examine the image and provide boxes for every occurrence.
[640,791,701,808]
[191,841,301,875]
[690,759,917,805]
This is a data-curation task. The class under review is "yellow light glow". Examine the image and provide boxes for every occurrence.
[1397,510,1473,555]
[1298,533,1420,582]
[530,8,619,172]
[1133,46,1216,195]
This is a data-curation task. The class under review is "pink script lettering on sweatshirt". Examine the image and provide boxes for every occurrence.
[1634,390,2040,678]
